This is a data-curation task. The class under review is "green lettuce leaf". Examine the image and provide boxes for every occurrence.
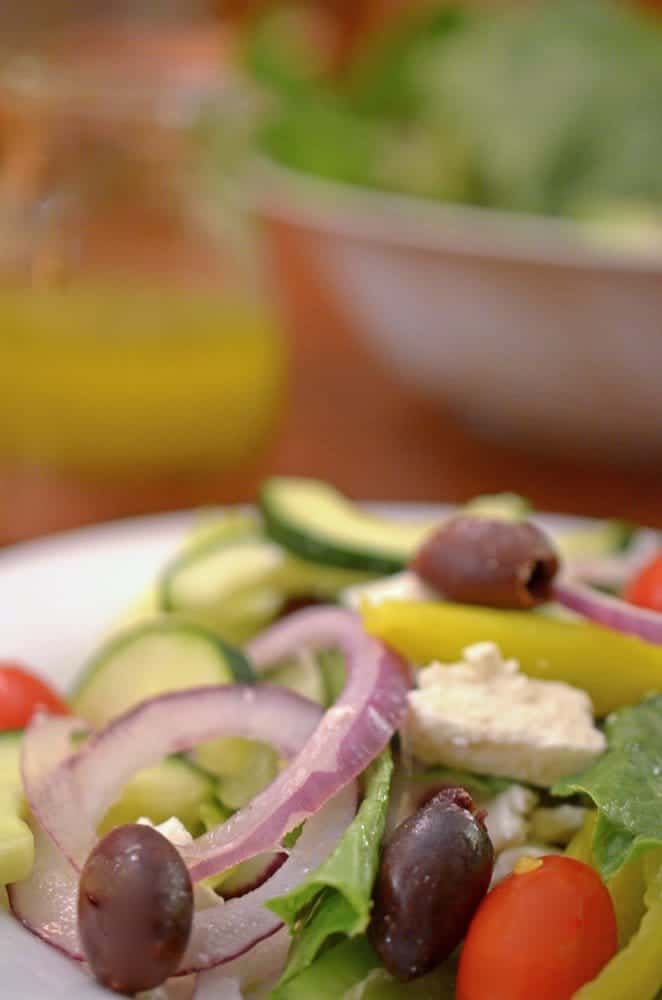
[554,695,662,879]
[270,937,380,1000]
[413,766,512,801]
[268,749,393,986]
[269,935,457,1000]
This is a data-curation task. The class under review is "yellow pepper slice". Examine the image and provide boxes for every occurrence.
[573,900,662,999]
[572,850,662,999]
[362,601,662,715]
[566,812,646,950]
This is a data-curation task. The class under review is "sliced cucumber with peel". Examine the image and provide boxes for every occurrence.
[99,755,219,837]
[553,519,636,562]
[260,477,438,573]
[0,730,34,886]
[70,620,255,728]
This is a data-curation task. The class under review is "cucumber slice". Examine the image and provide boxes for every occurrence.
[98,755,218,837]
[319,650,346,706]
[0,731,34,886]
[216,744,280,811]
[267,651,326,706]
[260,477,437,573]
[554,520,636,561]
[70,620,255,727]
[163,539,285,611]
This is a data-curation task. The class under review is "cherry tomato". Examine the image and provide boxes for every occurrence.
[0,662,69,730]
[624,552,662,613]
[456,855,618,1000]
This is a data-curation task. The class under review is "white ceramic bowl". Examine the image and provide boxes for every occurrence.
[257,164,662,460]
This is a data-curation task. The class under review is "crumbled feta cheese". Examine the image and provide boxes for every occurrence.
[341,571,435,611]
[137,815,192,847]
[483,785,539,853]
[530,804,587,846]
[405,642,606,787]
[491,845,560,887]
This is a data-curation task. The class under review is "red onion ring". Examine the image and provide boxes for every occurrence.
[554,578,662,645]
[14,608,407,978]
[193,929,289,999]
[181,608,410,882]
[23,685,323,872]
[10,787,355,975]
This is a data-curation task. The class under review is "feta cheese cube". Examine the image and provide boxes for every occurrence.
[341,571,435,611]
[483,785,539,853]
[405,641,606,787]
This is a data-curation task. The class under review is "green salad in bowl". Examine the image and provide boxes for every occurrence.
[246,0,662,237]
[2,477,662,997]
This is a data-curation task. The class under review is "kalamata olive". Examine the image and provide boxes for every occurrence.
[369,787,494,981]
[412,515,559,609]
[78,823,193,994]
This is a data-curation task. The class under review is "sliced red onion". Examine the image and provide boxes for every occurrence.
[182,608,410,882]
[9,820,83,960]
[141,977,197,1000]
[15,608,407,978]
[194,928,289,999]
[179,786,355,973]
[10,787,355,976]
[23,684,323,872]
[554,578,662,645]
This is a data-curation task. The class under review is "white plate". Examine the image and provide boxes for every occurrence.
[0,505,654,998]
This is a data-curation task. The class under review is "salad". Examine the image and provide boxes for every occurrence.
[2,476,662,998]
[247,0,662,232]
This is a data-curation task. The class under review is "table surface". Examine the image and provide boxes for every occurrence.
[1,213,660,547]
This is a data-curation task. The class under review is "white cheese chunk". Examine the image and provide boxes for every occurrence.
[483,785,539,853]
[138,815,192,847]
[341,571,435,611]
[406,641,606,787]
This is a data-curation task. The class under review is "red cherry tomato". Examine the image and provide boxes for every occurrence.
[0,662,69,730]
[456,855,618,1000]
[624,552,662,613]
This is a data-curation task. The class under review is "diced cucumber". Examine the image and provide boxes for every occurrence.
[553,520,636,562]
[194,737,279,811]
[216,744,280,811]
[267,651,327,706]
[183,509,261,554]
[319,650,346,706]
[162,517,371,636]
[110,510,261,637]
[161,534,285,615]
[341,571,435,611]
[260,477,437,573]
[70,620,255,727]
[0,731,34,886]
[98,755,218,837]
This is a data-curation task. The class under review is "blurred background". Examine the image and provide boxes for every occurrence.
[0,0,660,545]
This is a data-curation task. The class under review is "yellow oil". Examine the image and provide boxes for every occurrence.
[0,284,286,471]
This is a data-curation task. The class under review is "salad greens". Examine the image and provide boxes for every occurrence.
[555,696,662,879]
[251,0,662,223]
[269,750,393,988]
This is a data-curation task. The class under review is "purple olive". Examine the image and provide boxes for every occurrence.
[78,823,193,994]
[412,515,559,609]
[369,788,494,981]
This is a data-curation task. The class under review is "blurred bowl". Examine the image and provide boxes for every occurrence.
[257,163,662,461]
